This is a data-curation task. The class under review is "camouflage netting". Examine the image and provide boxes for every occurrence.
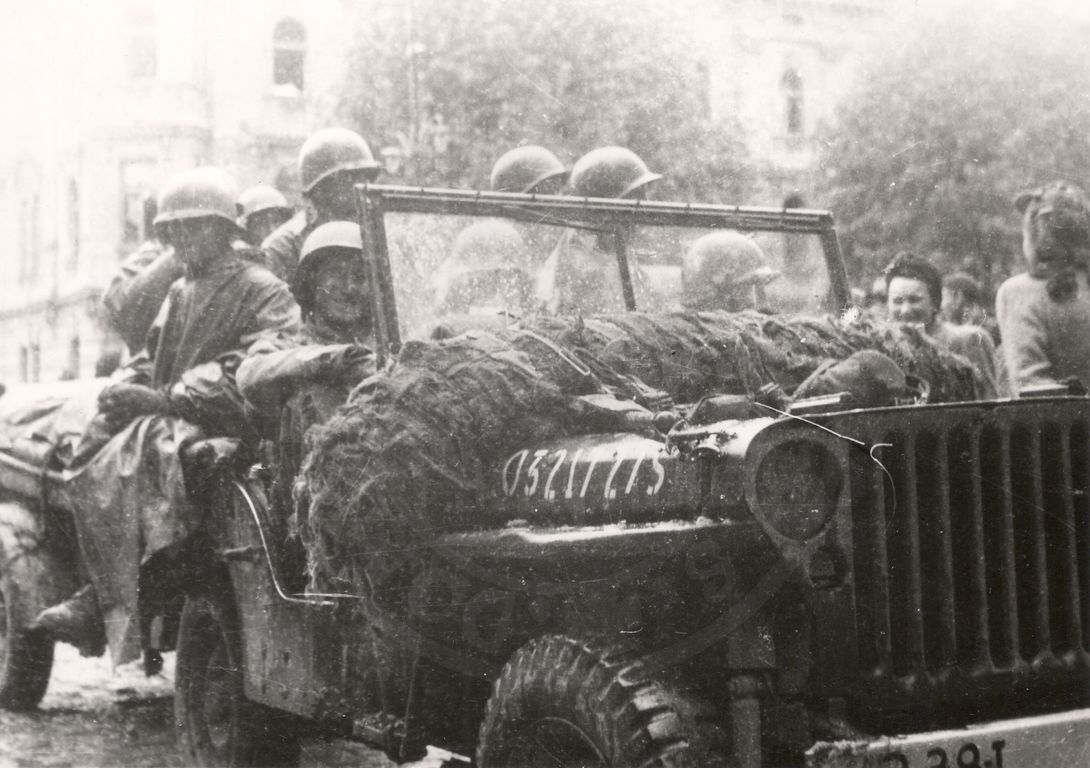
[527,310,980,404]
[302,311,980,588]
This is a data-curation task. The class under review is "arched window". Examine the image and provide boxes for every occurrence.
[126,4,157,79]
[781,68,804,137]
[273,18,306,91]
[68,178,80,271]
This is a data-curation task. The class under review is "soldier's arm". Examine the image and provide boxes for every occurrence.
[237,341,364,413]
[102,245,184,353]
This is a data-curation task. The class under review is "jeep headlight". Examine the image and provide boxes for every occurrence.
[752,439,841,541]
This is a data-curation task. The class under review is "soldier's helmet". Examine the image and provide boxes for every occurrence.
[682,231,779,311]
[237,185,292,229]
[292,221,365,314]
[436,220,533,312]
[154,166,239,226]
[490,146,568,193]
[299,128,381,195]
[569,146,662,199]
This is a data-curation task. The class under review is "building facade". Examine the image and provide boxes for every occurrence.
[0,0,884,384]
[0,0,352,382]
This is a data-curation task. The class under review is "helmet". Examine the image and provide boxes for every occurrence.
[237,185,291,227]
[436,220,532,309]
[154,166,239,226]
[293,221,365,312]
[682,231,778,310]
[490,146,567,193]
[569,146,662,199]
[299,128,381,194]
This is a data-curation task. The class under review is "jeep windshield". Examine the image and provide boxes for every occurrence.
[354,186,850,360]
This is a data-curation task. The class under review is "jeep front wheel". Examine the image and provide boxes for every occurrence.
[174,593,301,767]
[477,634,731,768]
[0,505,57,710]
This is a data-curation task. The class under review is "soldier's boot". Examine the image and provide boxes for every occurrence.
[31,584,107,657]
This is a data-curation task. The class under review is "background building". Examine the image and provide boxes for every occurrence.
[0,0,884,383]
[0,0,351,382]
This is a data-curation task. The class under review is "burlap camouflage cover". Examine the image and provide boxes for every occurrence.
[301,311,981,588]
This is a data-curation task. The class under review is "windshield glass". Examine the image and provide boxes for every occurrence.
[381,210,834,344]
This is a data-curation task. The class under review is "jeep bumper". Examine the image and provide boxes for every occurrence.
[806,708,1090,768]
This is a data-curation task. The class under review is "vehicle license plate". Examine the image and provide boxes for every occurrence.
[806,708,1090,768]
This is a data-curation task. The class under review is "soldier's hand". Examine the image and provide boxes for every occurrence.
[98,383,171,425]
[322,344,374,384]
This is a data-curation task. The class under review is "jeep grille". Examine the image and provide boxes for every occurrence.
[826,401,1090,711]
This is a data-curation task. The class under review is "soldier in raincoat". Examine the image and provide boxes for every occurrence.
[536,146,662,315]
[32,167,300,662]
[237,221,375,518]
[261,128,382,285]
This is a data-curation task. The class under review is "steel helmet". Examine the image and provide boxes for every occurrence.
[292,221,365,313]
[154,166,239,226]
[237,185,292,227]
[490,146,567,193]
[436,220,532,308]
[569,146,662,199]
[299,128,381,194]
[682,231,779,310]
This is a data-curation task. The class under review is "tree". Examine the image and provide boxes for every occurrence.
[818,4,1090,291]
[336,0,750,201]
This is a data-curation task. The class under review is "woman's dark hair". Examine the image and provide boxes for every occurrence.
[1016,181,1090,302]
[883,251,942,309]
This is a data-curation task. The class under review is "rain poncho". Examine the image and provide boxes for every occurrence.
[237,320,375,522]
[261,210,308,284]
[66,251,300,663]
[101,240,182,354]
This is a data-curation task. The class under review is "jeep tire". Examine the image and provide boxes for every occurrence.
[477,634,732,767]
[175,592,301,767]
[0,503,58,710]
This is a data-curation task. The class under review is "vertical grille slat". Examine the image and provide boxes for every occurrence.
[962,426,992,668]
[895,434,925,671]
[930,433,958,668]
[988,425,1021,667]
[1016,427,1052,657]
[1057,427,1083,653]
[868,448,893,674]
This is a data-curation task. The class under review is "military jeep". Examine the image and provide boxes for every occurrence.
[2,186,1089,767]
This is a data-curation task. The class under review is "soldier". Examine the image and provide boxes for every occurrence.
[997,181,1090,392]
[490,145,568,194]
[681,231,780,312]
[262,128,381,284]
[430,220,534,338]
[238,184,294,247]
[885,251,998,398]
[237,221,374,519]
[32,167,300,661]
[538,146,662,314]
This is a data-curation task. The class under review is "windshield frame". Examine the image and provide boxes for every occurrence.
[355,183,851,367]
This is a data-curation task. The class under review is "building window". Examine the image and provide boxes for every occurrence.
[273,18,306,91]
[782,69,804,137]
[126,4,157,79]
[68,178,80,271]
[121,159,156,247]
[19,194,40,284]
[62,336,81,380]
[695,60,711,120]
[29,342,40,383]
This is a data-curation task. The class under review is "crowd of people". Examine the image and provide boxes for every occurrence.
[26,124,1090,664]
[854,180,1090,399]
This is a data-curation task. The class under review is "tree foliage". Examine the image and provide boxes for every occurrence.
[336,0,750,201]
[818,5,1090,290]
